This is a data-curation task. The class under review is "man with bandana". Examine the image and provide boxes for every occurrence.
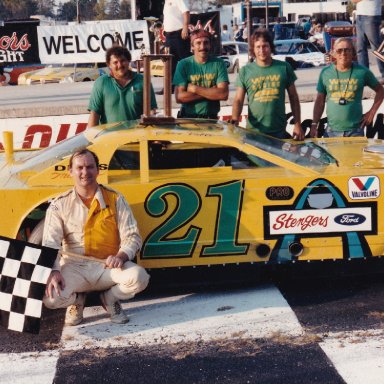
[173,29,229,119]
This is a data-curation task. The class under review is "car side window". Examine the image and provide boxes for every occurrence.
[109,142,140,170]
[148,141,262,170]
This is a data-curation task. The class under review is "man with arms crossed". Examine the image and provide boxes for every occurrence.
[173,29,229,119]
[231,29,304,140]
[311,37,383,138]
[88,45,157,127]
[43,149,150,325]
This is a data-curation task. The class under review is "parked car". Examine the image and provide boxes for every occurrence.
[1,119,383,269]
[0,64,45,85]
[17,63,109,85]
[273,39,326,67]
[219,41,249,73]
[149,54,232,77]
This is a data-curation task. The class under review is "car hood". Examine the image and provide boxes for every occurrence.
[1,122,384,189]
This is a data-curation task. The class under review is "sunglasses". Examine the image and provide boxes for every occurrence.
[335,48,353,54]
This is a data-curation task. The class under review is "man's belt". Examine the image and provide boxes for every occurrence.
[178,110,218,119]
[165,29,182,37]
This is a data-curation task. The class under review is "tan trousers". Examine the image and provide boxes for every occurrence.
[43,258,150,309]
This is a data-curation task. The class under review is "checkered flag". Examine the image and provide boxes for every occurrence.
[0,236,56,334]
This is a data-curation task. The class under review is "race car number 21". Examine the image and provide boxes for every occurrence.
[142,181,249,258]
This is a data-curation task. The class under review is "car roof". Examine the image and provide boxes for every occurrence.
[222,41,248,46]
[274,39,308,44]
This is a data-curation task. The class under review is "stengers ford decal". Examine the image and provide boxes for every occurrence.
[268,207,372,235]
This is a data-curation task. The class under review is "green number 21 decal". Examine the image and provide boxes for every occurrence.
[142,181,249,259]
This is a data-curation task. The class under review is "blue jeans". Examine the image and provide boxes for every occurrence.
[356,15,384,78]
[324,126,365,138]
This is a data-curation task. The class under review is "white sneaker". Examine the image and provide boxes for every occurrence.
[65,293,86,326]
[100,291,129,324]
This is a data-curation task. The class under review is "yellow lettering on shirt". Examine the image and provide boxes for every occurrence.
[190,73,217,88]
[251,74,281,103]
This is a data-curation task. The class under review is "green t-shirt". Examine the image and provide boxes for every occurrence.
[88,72,157,124]
[236,59,297,135]
[173,55,229,117]
[317,63,379,132]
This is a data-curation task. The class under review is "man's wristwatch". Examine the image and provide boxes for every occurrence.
[311,122,319,129]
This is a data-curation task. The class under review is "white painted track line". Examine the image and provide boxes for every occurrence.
[61,285,304,350]
[0,351,59,384]
[320,330,384,384]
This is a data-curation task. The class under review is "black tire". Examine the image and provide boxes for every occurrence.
[28,219,45,245]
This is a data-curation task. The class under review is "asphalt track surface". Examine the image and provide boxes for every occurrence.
[1,262,384,383]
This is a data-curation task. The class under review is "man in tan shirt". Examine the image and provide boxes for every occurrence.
[43,149,149,326]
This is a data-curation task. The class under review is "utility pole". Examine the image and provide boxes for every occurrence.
[76,0,81,24]
[131,0,137,20]
[246,0,252,62]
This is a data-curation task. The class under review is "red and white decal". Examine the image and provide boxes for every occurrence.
[268,208,372,235]
[348,176,380,200]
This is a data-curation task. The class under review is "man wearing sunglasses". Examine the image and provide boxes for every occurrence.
[311,37,384,138]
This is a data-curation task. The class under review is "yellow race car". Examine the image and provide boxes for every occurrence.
[17,63,109,85]
[0,120,383,269]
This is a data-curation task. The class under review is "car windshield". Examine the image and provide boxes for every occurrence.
[275,43,291,54]
[62,63,95,68]
[242,130,337,167]
[15,133,91,172]
[238,44,249,54]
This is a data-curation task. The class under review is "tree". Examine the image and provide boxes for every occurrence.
[35,0,57,18]
[136,0,164,20]
[119,0,131,19]
[94,0,107,20]
[0,0,38,20]
[107,0,120,19]
[56,1,77,21]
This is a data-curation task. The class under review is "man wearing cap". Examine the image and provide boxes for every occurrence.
[173,29,229,119]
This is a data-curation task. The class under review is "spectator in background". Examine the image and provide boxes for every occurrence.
[309,24,325,51]
[242,21,248,42]
[351,0,384,83]
[311,37,383,138]
[157,0,191,94]
[273,18,283,40]
[234,23,244,42]
[303,19,312,39]
[232,24,240,41]
[221,24,231,42]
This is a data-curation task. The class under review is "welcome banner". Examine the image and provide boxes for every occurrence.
[37,20,150,64]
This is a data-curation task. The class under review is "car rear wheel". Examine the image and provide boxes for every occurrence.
[28,219,45,245]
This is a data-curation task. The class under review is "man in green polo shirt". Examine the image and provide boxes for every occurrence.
[88,45,157,127]
[311,37,383,138]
